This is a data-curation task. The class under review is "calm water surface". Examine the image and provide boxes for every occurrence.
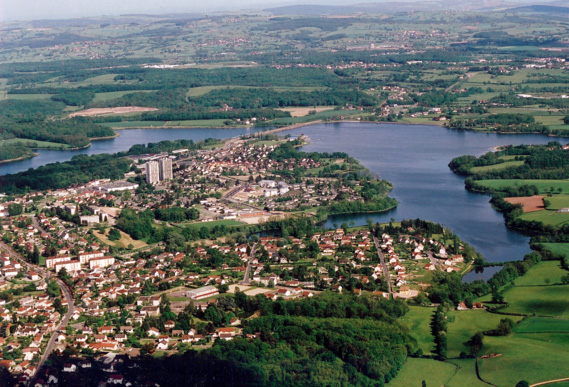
[282,123,568,280]
[1,123,565,280]
[0,127,264,176]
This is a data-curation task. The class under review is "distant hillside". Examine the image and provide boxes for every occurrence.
[266,1,512,15]
[265,4,360,15]
[508,5,569,14]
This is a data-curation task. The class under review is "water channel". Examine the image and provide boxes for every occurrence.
[1,122,566,280]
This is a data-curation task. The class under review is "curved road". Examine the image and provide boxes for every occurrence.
[0,241,75,385]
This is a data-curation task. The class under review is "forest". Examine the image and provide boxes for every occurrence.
[98,292,414,387]
[0,153,132,193]
[449,143,569,181]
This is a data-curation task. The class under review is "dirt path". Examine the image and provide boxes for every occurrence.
[531,377,569,387]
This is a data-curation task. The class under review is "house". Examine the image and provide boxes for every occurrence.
[156,340,169,350]
[108,374,124,385]
[457,302,469,311]
[147,327,160,337]
[100,326,114,334]
[216,327,236,341]
[63,363,77,373]
[276,288,291,297]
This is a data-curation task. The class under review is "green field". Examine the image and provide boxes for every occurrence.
[541,243,569,259]
[92,90,154,103]
[388,358,457,387]
[514,317,569,333]
[445,359,488,387]
[500,285,569,317]
[519,210,569,227]
[479,333,569,386]
[470,160,524,173]
[446,310,523,358]
[6,93,53,100]
[177,219,244,230]
[545,195,569,211]
[0,138,72,150]
[398,306,435,355]
[513,261,568,286]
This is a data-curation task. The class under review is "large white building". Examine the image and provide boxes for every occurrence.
[89,256,115,270]
[159,158,173,181]
[46,255,72,269]
[55,260,81,274]
[146,161,160,185]
[186,286,219,300]
[79,251,105,264]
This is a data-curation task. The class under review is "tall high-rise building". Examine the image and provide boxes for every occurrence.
[146,161,160,185]
[159,158,173,181]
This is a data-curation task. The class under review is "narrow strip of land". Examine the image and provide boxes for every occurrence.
[530,377,569,387]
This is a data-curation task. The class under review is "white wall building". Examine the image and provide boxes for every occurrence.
[159,158,173,181]
[146,161,160,185]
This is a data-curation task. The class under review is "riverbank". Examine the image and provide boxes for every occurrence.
[0,152,39,165]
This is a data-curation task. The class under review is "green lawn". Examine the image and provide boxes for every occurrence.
[479,333,569,386]
[476,179,569,194]
[514,317,569,333]
[388,358,457,387]
[513,261,568,286]
[501,285,569,317]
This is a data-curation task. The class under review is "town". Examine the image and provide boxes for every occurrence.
[0,133,475,385]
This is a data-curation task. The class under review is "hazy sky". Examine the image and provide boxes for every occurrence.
[2,0,309,21]
[0,0,546,22]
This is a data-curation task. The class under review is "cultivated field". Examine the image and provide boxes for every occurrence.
[277,106,335,117]
[69,106,159,117]
[504,195,544,213]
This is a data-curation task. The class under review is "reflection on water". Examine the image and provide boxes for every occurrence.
[1,123,565,280]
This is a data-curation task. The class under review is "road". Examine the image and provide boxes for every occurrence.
[240,243,258,285]
[31,215,48,235]
[373,236,392,296]
[32,277,75,385]
[444,72,477,93]
[0,241,75,385]
[426,251,442,271]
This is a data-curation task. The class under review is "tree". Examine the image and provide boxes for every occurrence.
[465,332,484,356]
[516,381,529,387]
[218,283,229,294]
[108,228,121,241]
[7,203,23,217]
[47,280,60,298]
[494,318,514,336]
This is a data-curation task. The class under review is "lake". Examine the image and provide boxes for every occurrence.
[282,122,568,280]
[0,127,265,177]
[1,122,566,280]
